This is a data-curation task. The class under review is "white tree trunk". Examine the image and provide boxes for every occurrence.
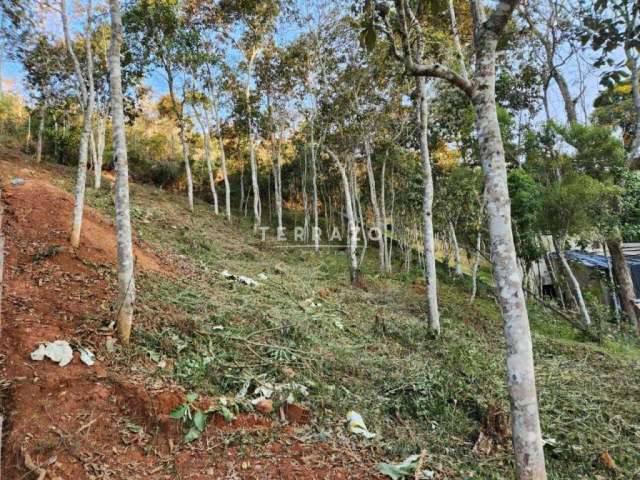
[627,51,640,167]
[365,139,386,273]
[472,38,546,478]
[194,107,219,214]
[380,156,391,273]
[176,119,193,211]
[310,120,320,252]
[36,104,45,163]
[449,221,463,276]
[245,48,261,232]
[249,125,261,231]
[211,96,231,221]
[273,129,283,231]
[553,237,591,326]
[61,0,95,248]
[164,62,193,211]
[89,124,97,179]
[326,148,358,283]
[448,0,468,79]
[470,232,482,303]
[416,77,441,334]
[95,114,106,189]
[108,0,135,344]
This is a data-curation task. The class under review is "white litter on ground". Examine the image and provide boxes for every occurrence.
[30,340,74,367]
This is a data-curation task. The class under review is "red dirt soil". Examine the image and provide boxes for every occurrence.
[0,156,382,479]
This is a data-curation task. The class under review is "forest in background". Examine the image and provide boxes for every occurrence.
[0,0,639,479]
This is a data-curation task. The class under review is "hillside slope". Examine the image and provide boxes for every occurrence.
[1,153,639,479]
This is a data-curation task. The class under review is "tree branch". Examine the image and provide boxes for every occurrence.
[484,0,520,37]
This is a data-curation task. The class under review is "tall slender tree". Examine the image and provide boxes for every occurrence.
[372,0,546,476]
[108,0,135,344]
[60,0,96,248]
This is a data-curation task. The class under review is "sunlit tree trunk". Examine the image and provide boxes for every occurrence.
[61,0,95,248]
[94,113,105,189]
[467,3,546,472]
[364,138,386,273]
[164,61,193,211]
[245,48,262,232]
[108,0,135,344]
[272,128,283,232]
[628,51,640,168]
[26,111,31,149]
[310,119,320,252]
[194,107,219,214]
[553,236,591,326]
[36,104,45,163]
[326,148,358,283]
[210,95,231,221]
[416,77,440,334]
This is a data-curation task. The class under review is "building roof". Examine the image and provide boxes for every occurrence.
[564,250,640,270]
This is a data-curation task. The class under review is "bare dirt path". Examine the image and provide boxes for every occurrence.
[0,156,381,479]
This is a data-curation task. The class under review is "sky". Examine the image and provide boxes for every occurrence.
[0,0,620,127]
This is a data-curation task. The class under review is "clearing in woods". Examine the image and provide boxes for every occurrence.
[1,151,639,479]
[0,155,380,479]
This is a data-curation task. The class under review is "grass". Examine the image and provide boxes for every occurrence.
[52,168,640,479]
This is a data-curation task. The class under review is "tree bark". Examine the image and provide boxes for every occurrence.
[470,232,482,303]
[89,124,97,178]
[95,114,106,189]
[108,0,135,345]
[449,221,463,276]
[36,104,45,163]
[61,0,95,248]
[553,236,591,326]
[416,77,441,334]
[627,51,640,168]
[164,60,193,211]
[272,128,283,232]
[608,236,638,330]
[364,138,386,273]
[326,148,359,283]
[211,95,231,221]
[471,28,546,478]
[194,106,219,214]
[245,48,262,232]
[310,119,320,252]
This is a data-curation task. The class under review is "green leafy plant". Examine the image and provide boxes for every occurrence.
[169,392,208,443]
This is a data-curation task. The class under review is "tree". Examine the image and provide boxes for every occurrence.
[60,0,96,248]
[19,35,70,163]
[582,0,640,167]
[520,0,581,124]
[108,0,136,344]
[559,123,639,332]
[371,1,547,476]
[125,0,197,211]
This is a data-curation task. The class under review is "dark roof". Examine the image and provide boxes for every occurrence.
[563,250,640,298]
[564,250,640,270]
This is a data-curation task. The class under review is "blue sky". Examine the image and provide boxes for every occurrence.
[0,1,616,127]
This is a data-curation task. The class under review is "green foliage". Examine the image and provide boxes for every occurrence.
[593,82,636,151]
[508,168,545,263]
[555,123,626,180]
[169,392,210,442]
[618,170,640,241]
[538,173,617,238]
